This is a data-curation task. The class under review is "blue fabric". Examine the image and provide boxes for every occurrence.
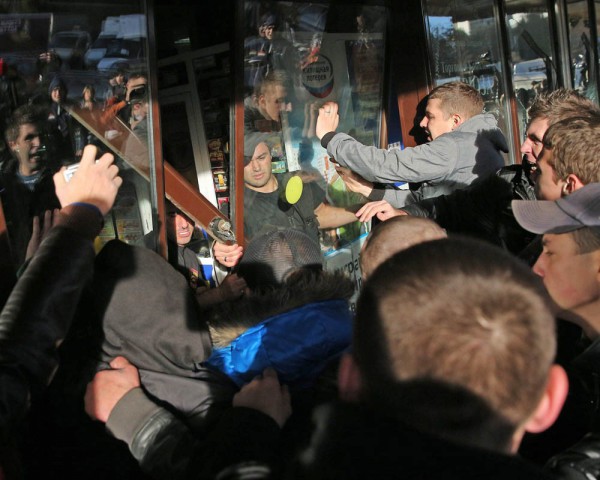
[204,299,352,388]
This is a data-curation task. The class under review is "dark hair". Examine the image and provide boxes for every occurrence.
[5,105,44,144]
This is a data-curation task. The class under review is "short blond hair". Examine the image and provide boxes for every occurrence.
[543,116,600,185]
[360,216,446,279]
[428,82,484,120]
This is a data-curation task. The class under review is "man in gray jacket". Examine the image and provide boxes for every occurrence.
[316,81,508,207]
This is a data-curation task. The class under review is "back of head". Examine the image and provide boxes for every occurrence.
[355,237,555,432]
[527,88,600,126]
[237,228,323,290]
[543,115,600,184]
[428,81,484,120]
[254,69,288,97]
[360,216,446,279]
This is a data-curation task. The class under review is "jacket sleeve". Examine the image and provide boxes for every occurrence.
[325,133,457,184]
[545,432,600,480]
[0,205,101,432]
[107,387,281,480]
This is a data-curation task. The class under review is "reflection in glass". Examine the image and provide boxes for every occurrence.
[423,0,557,162]
[242,1,386,257]
[505,3,553,146]
[424,1,509,146]
[0,6,154,269]
[568,1,594,100]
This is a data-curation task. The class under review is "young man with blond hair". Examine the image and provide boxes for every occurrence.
[357,89,600,257]
[316,81,508,206]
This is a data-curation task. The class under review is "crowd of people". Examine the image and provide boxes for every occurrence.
[1,50,600,480]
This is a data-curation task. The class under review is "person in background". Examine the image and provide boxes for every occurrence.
[0,105,60,268]
[166,201,246,308]
[0,145,121,478]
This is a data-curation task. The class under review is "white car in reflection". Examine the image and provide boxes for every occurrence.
[513,58,547,91]
[84,34,116,69]
[96,38,145,74]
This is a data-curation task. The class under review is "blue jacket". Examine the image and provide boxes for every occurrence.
[205,299,352,388]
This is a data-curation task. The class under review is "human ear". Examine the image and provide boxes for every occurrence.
[524,365,568,434]
[451,113,462,129]
[337,352,363,402]
[563,174,586,195]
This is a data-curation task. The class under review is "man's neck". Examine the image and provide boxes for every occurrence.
[19,163,37,177]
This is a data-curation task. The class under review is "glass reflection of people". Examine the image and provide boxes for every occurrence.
[236,138,359,251]
[79,84,99,112]
[244,70,290,172]
[245,70,289,134]
[244,13,276,89]
[76,84,101,155]
[47,77,76,165]
[0,105,60,268]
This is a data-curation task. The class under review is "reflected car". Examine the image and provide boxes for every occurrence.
[96,38,145,74]
[84,34,116,69]
[513,58,547,91]
[49,30,92,69]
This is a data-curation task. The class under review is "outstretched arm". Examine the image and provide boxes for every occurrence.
[315,202,361,229]
[0,145,121,432]
[86,361,289,480]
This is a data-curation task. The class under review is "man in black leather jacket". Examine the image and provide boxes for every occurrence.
[0,145,122,478]
[351,89,600,257]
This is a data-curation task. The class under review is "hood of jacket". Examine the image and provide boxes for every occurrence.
[456,112,509,154]
[204,269,354,389]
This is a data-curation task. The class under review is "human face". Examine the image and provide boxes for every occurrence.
[166,211,193,245]
[520,117,548,166]
[51,87,63,104]
[11,123,42,176]
[259,85,287,122]
[419,98,454,141]
[132,101,148,120]
[244,142,275,192]
[533,233,600,311]
[534,149,564,200]
[263,25,274,40]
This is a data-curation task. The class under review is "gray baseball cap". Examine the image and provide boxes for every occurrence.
[512,183,600,234]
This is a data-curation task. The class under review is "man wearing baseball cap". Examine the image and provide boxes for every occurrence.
[513,183,600,476]
[513,183,600,326]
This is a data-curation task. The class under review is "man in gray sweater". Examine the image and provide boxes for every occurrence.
[316,81,508,207]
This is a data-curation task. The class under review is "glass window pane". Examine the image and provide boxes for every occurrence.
[423,1,512,154]
[505,2,554,149]
[0,6,156,269]
[242,1,385,257]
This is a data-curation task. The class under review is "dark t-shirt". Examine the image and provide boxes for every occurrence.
[243,173,325,245]
[168,240,208,289]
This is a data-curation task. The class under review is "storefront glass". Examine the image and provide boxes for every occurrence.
[0,4,155,269]
[241,0,387,292]
[422,0,554,162]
